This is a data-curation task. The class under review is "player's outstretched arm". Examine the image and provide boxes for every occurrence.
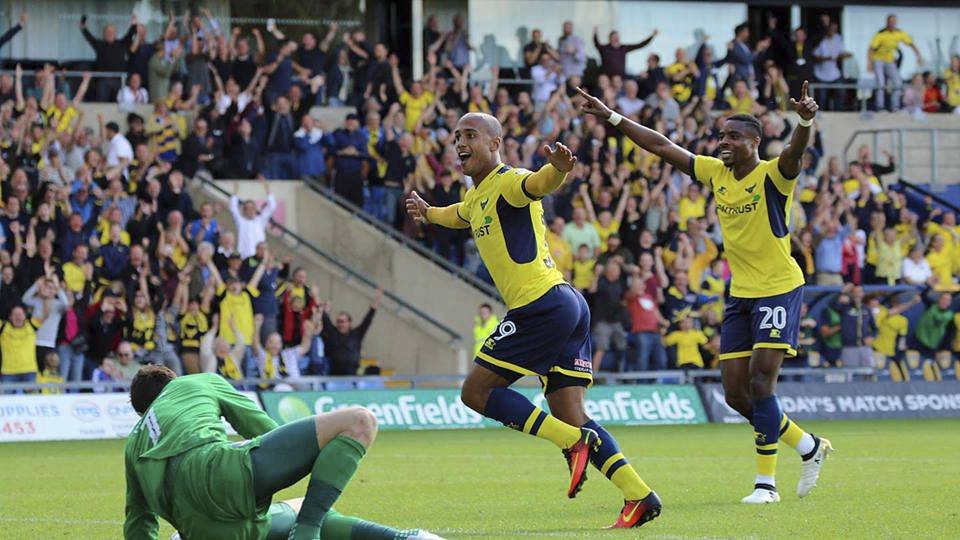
[523,143,577,198]
[405,191,470,229]
[779,80,818,179]
[576,87,694,176]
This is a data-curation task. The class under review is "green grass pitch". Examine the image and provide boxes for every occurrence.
[1,419,957,539]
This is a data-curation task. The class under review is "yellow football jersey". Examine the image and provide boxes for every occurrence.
[870,29,913,63]
[459,165,566,309]
[692,156,804,298]
[874,307,908,358]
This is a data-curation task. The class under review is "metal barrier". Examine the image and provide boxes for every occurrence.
[192,174,464,347]
[0,367,879,394]
[304,180,503,302]
[0,68,128,87]
[843,127,960,189]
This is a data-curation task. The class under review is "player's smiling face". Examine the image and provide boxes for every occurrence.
[455,114,500,178]
[718,121,760,168]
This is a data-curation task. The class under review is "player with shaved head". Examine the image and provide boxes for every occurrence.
[407,112,661,529]
[578,82,833,505]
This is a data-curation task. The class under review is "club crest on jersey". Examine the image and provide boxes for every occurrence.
[717,186,727,195]
[745,184,757,193]
[480,198,489,210]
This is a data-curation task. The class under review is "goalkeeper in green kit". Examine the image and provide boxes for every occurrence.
[123,366,443,540]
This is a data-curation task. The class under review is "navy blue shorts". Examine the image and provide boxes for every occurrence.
[719,286,803,361]
[476,284,593,393]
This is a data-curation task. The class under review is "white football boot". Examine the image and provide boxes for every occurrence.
[797,436,834,498]
[741,487,781,504]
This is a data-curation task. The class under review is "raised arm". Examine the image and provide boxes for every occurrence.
[14,63,23,110]
[406,193,470,229]
[612,185,630,223]
[246,252,270,290]
[626,29,659,52]
[576,87,694,175]
[73,72,93,107]
[389,55,406,97]
[578,183,598,223]
[778,81,818,180]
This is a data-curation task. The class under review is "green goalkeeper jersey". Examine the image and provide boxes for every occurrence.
[123,373,278,539]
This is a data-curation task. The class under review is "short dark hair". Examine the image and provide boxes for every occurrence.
[480,303,493,310]
[130,364,176,415]
[105,121,120,133]
[735,23,748,35]
[726,113,762,138]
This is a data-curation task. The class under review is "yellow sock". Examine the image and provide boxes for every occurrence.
[756,442,778,478]
[610,465,653,500]
[521,407,581,449]
[779,414,805,448]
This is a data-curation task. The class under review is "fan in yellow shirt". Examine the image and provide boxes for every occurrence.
[946,56,960,110]
[390,57,436,131]
[35,351,64,394]
[926,235,958,291]
[662,317,708,368]
[0,306,47,380]
[572,245,598,291]
[579,184,630,251]
[725,80,756,114]
[870,293,920,360]
[677,183,707,231]
[206,254,269,347]
[546,217,574,281]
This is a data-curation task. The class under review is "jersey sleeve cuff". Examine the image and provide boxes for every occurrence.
[455,207,469,223]
[688,155,698,183]
[520,175,542,201]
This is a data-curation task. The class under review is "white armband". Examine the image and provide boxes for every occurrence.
[607,112,623,126]
[797,117,813,128]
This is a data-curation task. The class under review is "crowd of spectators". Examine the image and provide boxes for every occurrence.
[0,9,957,388]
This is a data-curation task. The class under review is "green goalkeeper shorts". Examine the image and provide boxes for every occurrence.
[167,438,289,540]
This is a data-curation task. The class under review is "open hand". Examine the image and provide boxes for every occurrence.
[575,87,613,120]
[544,143,577,173]
[789,80,818,121]
[405,191,431,224]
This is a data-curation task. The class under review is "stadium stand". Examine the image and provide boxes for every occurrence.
[0,4,958,393]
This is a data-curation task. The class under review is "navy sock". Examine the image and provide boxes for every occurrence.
[483,387,580,448]
[583,419,627,479]
[483,387,537,430]
[752,395,782,485]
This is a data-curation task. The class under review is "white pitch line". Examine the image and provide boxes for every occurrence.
[0,516,124,526]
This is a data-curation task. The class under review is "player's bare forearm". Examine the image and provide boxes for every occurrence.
[780,80,818,179]
[778,123,811,176]
[616,117,693,175]
[576,87,692,175]
[426,203,470,229]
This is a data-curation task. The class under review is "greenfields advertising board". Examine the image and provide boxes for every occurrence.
[260,385,707,429]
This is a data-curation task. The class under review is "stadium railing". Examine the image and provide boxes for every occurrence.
[192,174,464,348]
[303,179,504,302]
[0,367,878,394]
